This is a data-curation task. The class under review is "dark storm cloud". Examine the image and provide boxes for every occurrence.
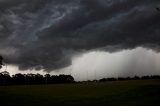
[0,0,160,72]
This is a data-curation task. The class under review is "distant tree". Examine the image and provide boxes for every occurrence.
[34,74,44,84]
[141,76,151,80]
[133,76,140,80]
[107,78,117,81]
[12,73,25,85]
[151,75,160,79]
[118,77,126,81]
[0,55,3,69]
[0,71,11,85]
[99,78,107,82]
[45,74,51,84]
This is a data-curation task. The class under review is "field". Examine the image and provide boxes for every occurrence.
[0,79,160,106]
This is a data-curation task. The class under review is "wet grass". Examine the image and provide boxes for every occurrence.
[0,79,160,106]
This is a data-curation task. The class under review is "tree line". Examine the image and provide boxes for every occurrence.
[98,75,160,82]
[0,71,74,85]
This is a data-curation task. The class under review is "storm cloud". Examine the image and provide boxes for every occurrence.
[0,0,160,72]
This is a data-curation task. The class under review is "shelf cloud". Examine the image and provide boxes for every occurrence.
[0,0,160,72]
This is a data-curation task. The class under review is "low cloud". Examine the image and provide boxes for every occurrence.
[0,0,160,72]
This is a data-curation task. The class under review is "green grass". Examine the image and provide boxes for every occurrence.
[0,79,160,106]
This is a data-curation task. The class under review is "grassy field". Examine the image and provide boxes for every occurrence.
[0,79,160,106]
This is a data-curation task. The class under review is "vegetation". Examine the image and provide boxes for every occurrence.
[0,72,74,85]
[1,70,160,86]
[0,55,3,69]
[0,55,160,86]
[99,75,160,82]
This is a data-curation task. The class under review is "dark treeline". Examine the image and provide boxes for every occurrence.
[0,71,160,86]
[99,75,160,82]
[0,71,74,86]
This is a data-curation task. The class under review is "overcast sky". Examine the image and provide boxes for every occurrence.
[0,0,160,80]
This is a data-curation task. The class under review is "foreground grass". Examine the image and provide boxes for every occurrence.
[0,79,160,106]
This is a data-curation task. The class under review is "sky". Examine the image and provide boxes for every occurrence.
[0,0,160,81]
